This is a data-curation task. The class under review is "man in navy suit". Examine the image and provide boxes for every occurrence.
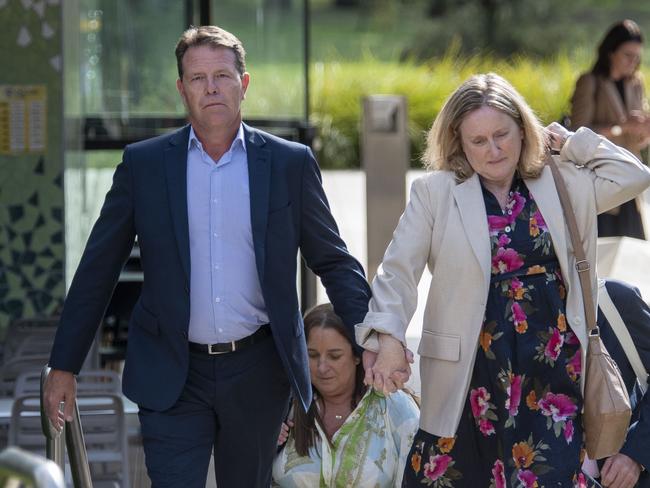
[593,279,650,488]
[44,25,371,487]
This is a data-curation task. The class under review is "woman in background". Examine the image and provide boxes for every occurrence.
[272,304,419,487]
[570,19,650,239]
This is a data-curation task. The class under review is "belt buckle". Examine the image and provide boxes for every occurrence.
[207,341,236,355]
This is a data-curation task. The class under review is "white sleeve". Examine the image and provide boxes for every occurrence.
[355,177,434,350]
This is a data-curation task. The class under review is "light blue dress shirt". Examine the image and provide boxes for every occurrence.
[186,124,268,344]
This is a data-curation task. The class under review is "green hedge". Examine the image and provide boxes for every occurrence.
[305,51,649,169]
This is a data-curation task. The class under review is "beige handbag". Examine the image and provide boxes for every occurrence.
[548,155,631,460]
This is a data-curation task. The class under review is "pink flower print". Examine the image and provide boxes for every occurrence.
[544,327,564,361]
[423,454,452,481]
[492,247,524,274]
[533,209,547,231]
[517,469,539,488]
[510,277,525,300]
[470,387,491,418]
[565,331,580,345]
[564,419,574,444]
[538,392,578,422]
[507,192,526,219]
[479,418,496,436]
[488,215,510,235]
[492,459,506,488]
[498,234,511,247]
[574,472,588,488]
[512,302,528,334]
[566,351,582,381]
[506,374,523,417]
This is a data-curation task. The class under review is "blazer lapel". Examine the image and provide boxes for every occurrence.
[244,124,271,283]
[525,166,570,281]
[164,125,191,286]
[452,174,491,288]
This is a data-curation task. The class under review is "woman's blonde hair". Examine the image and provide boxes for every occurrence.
[422,73,546,181]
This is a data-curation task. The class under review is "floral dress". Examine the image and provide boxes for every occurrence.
[403,177,596,488]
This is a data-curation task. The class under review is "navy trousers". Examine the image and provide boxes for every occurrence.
[138,334,291,487]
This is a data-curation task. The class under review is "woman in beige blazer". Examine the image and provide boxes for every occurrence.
[357,73,650,487]
[570,19,650,239]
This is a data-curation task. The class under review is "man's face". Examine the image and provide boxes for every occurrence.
[176,45,249,133]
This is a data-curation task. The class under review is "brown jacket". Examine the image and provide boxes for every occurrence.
[570,72,648,157]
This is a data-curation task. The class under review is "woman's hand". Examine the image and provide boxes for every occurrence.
[277,419,294,447]
[600,453,641,488]
[545,122,573,152]
[365,334,411,395]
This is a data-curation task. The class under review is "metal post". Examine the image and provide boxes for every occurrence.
[65,404,92,488]
[362,96,410,280]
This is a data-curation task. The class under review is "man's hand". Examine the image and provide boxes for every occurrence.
[277,419,294,447]
[601,453,641,488]
[43,369,77,431]
[365,334,411,395]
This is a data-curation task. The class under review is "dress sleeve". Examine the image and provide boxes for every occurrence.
[355,176,434,350]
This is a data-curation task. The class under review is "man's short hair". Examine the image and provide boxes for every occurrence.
[175,25,246,78]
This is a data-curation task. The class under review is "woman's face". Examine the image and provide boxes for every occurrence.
[610,41,642,80]
[459,105,523,190]
[307,326,359,399]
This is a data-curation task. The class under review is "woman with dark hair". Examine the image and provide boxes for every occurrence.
[272,303,419,487]
[570,19,650,239]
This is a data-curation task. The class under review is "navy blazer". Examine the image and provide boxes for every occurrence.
[49,124,371,412]
[598,279,650,486]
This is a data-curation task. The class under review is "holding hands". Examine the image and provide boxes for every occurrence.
[363,334,413,396]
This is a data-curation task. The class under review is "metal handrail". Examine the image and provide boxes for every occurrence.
[0,446,64,488]
[40,366,93,488]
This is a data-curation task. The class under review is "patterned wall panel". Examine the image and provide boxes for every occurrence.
[0,1,64,339]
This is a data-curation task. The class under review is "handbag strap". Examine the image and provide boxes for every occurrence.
[598,281,649,394]
[546,154,598,333]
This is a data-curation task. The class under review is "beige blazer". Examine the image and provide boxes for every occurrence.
[356,128,650,437]
[570,72,648,157]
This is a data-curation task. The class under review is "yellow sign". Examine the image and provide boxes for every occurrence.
[0,85,47,155]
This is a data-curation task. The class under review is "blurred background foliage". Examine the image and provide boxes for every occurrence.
[83,0,650,168]
[307,0,650,168]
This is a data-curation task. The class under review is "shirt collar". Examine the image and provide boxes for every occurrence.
[187,123,246,156]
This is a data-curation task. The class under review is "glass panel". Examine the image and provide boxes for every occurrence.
[78,0,186,117]
[211,0,306,119]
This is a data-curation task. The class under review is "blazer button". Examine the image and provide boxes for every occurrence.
[181,331,188,339]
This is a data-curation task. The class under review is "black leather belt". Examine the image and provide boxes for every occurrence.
[189,326,271,355]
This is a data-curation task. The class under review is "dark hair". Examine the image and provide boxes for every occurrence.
[592,20,644,77]
[292,304,366,457]
[175,25,246,78]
